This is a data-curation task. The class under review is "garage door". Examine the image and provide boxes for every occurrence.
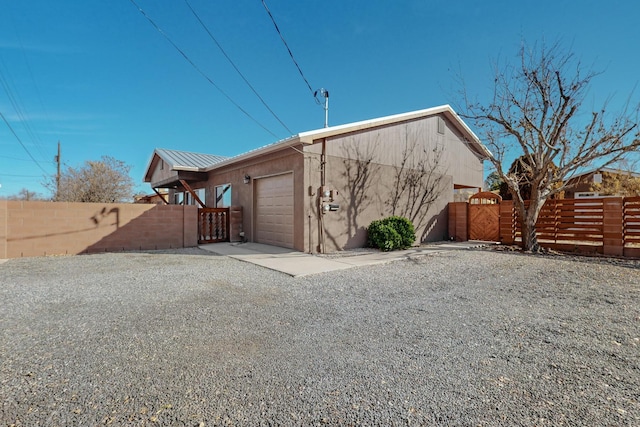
[254,173,294,248]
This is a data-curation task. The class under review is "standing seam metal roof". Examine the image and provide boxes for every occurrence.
[154,148,228,170]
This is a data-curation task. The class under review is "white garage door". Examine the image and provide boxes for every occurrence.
[254,173,294,248]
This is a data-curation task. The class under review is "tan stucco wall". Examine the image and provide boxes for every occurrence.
[305,114,484,188]
[305,154,454,251]
[204,148,306,251]
[1,201,198,258]
[302,114,481,252]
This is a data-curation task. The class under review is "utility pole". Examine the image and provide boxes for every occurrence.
[55,141,61,199]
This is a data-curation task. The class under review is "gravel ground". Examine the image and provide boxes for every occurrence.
[1,248,639,426]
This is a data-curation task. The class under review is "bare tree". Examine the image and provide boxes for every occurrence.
[463,41,640,252]
[387,129,448,233]
[48,156,135,203]
[7,188,45,201]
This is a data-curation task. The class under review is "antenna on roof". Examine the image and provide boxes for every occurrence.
[314,88,329,127]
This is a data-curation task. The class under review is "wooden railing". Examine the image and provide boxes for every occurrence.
[198,207,230,244]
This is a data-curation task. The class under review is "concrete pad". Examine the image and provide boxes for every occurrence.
[199,242,353,277]
[200,241,491,277]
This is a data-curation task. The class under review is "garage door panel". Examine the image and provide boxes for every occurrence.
[255,173,294,248]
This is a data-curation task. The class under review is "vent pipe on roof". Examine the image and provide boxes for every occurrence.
[314,88,329,128]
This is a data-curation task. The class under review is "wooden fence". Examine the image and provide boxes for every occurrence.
[198,208,230,244]
[450,196,640,258]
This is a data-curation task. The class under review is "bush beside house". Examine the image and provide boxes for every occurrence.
[367,216,416,251]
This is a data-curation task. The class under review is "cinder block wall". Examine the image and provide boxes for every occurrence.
[1,201,198,258]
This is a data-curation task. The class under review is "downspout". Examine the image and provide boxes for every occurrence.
[318,139,327,253]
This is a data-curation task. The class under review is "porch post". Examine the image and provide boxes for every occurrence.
[603,197,624,257]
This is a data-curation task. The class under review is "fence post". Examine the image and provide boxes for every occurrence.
[0,200,7,259]
[603,197,624,257]
[499,200,515,245]
[448,202,468,241]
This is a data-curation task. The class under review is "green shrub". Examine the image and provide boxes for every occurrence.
[367,216,415,251]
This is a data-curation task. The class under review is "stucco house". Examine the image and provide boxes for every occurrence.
[143,105,489,253]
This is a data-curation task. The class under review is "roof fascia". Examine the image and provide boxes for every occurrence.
[204,136,304,172]
[143,151,161,183]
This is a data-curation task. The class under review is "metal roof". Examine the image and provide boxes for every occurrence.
[154,148,228,171]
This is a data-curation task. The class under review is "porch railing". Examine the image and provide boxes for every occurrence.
[198,207,230,243]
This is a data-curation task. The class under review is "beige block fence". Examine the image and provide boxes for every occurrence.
[0,200,198,259]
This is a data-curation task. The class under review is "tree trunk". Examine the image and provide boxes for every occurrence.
[521,200,544,252]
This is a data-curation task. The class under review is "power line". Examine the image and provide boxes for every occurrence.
[261,0,316,99]
[0,154,55,163]
[0,59,51,164]
[0,173,43,178]
[16,35,56,161]
[129,0,280,139]
[184,0,293,135]
[7,7,54,162]
[0,110,50,175]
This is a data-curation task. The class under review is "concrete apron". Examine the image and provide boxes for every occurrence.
[199,241,489,278]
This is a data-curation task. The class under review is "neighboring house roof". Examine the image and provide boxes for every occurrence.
[204,104,490,172]
[567,167,640,181]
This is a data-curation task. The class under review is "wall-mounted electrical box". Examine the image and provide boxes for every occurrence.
[322,203,340,213]
[319,186,338,201]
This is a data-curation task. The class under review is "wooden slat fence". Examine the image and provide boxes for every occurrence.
[532,198,605,244]
[450,195,640,258]
[500,197,639,257]
[198,207,230,244]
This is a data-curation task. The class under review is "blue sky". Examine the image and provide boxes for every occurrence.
[1,0,638,198]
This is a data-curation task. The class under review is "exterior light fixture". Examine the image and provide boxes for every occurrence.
[243,174,251,184]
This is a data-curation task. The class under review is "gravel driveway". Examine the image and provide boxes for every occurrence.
[1,248,639,426]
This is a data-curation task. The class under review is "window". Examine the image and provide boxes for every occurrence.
[437,116,445,134]
[173,189,206,206]
[215,184,231,208]
[575,192,599,198]
[173,192,183,205]
[195,188,205,206]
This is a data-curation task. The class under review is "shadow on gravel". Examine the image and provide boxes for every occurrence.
[480,246,640,270]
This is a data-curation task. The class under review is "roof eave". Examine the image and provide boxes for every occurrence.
[204,135,305,172]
